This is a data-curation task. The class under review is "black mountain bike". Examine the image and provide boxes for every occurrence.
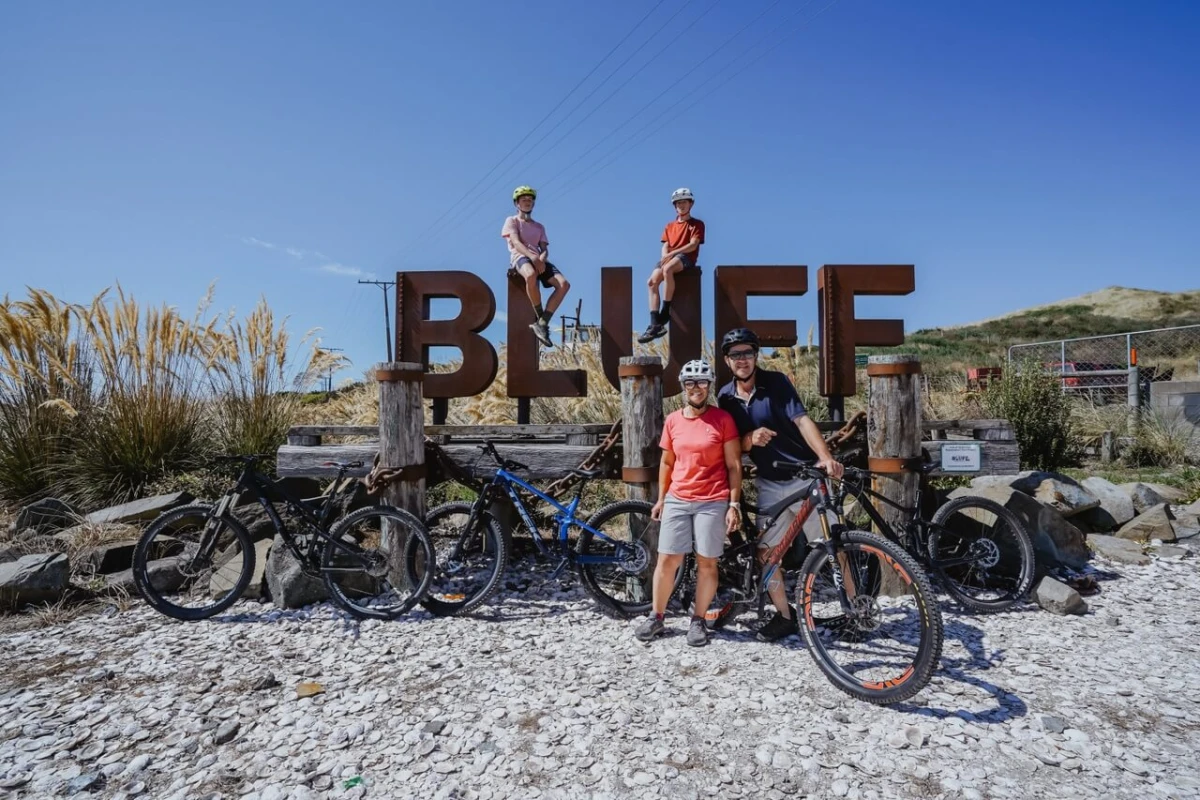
[832,462,1035,612]
[677,462,944,705]
[413,441,672,618]
[132,454,435,621]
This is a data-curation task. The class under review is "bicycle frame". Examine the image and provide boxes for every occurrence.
[476,468,638,565]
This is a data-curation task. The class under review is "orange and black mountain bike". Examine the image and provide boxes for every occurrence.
[678,463,944,705]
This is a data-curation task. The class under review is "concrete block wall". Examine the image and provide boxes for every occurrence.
[1150,381,1200,425]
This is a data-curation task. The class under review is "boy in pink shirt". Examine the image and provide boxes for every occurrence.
[502,185,570,348]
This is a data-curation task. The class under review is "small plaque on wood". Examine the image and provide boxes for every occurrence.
[940,443,982,472]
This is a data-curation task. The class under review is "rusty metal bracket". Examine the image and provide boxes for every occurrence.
[618,363,663,378]
[374,368,425,382]
[865,362,922,377]
[622,467,657,483]
[867,456,924,473]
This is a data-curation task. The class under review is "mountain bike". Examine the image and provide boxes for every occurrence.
[132,454,435,621]
[678,462,944,706]
[832,462,1035,612]
[412,440,674,618]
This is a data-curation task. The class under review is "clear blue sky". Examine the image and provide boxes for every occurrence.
[3,0,1197,386]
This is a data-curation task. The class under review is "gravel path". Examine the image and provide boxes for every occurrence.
[2,553,1198,799]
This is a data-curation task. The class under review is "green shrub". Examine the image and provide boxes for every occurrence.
[984,360,1075,471]
[1123,408,1198,467]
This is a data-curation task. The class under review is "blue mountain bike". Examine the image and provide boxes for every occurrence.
[411,440,672,618]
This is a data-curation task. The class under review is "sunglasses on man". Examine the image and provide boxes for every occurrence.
[726,348,757,362]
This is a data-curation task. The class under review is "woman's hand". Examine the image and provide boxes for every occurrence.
[725,504,741,533]
[651,500,664,521]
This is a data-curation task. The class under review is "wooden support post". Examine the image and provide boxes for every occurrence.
[1100,430,1116,464]
[431,397,448,425]
[620,356,664,504]
[286,432,321,447]
[517,397,532,425]
[867,355,922,593]
[376,362,426,520]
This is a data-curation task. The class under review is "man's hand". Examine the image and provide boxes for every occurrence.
[725,505,741,533]
[651,500,664,521]
[816,456,844,479]
[750,427,776,447]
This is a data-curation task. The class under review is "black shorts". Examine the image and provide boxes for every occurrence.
[515,257,563,289]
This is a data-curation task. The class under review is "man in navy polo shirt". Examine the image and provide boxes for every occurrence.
[716,327,845,642]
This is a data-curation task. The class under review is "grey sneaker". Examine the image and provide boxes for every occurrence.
[531,321,553,347]
[635,615,666,642]
[637,322,668,344]
[686,617,709,647]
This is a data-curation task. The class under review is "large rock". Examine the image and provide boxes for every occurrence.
[78,540,139,574]
[949,485,1090,570]
[232,504,278,542]
[1088,534,1150,565]
[1010,472,1098,517]
[968,475,1018,492]
[1078,477,1136,531]
[0,553,69,605]
[11,498,79,535]
[1116,504,1177,543]
[210,538,273,600]
[1034,577,1087,615]
[265,534,328,608]
[84,492,193,525]
[1119,483,1168,515]
[101,556,187,596]
[1142,483,1187,504]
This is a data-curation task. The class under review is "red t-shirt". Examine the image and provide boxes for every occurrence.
[661,217,705,263]
[659,406,738,502]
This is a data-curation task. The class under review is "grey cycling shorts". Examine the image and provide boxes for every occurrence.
[658,495,728,559]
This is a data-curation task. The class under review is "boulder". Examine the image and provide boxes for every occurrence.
[1115,504,1177,543]
[1009,472,1098,517]
[0,553,69,605]
[1119,483,1168,515]
[11,497,79,535]
[101,556,187,596]
[232,504,278,542]
[968,475,1017,492]
[1155,545,1188,559]
[949,485,1090,570]
[1079,477,1136,529]
[84,492,193,526]
[1141,483,1187,504]
[77,540,139,574]
[265,534,328,608]
[210,538,273,600]
[1034,576,1087,615]
[1088,534,1149,566]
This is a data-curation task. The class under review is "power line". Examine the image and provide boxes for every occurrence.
[402,0,674,251]
[420,0,709,247]
[358,279,396,362]
[543,0,801,194]
[560,0,844,198]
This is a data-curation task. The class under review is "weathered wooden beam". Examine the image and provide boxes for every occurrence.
[620,356,664,504]
[286,423,615,439]
[921,441,1020,477]
[377,361,425,519]
[278,443,617,480]
[921,419,1012,431]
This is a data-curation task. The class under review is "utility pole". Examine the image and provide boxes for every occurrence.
[358,279,396,362]
[323,347,343,399]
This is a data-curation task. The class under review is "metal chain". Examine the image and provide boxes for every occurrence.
[540,418,623,500]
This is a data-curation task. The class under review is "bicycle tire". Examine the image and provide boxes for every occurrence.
[321,505,435,620]
[132,504,256,621]
[415,502,508,616]
[576,500,670,619]
[928,495,1036,612]
[797,530,943,706]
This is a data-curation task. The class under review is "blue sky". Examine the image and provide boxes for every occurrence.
[2,0,1197,386]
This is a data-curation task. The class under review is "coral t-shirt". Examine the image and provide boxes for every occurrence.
[659,406,738,502]
[661,217,705,263]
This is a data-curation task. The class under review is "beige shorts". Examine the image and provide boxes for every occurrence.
[755,477,828,549]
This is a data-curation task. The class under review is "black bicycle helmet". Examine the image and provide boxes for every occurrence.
[721,327,760,355]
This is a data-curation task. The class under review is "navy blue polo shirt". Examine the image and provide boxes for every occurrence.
[717,369,816,481]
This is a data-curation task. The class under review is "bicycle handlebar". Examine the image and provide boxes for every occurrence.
[478,441,529,471]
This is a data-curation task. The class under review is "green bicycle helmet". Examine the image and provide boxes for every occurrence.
[513,185,537,202]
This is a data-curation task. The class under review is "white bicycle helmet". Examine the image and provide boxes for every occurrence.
[670,187,694,204]
[678,359,715,383]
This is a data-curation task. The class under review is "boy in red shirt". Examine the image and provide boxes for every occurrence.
[635,359,742,647]
[638,188,705,344]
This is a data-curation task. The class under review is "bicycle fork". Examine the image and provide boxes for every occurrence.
[811,479,863,616]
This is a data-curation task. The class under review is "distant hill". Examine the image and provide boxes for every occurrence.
[872,286,1200,370]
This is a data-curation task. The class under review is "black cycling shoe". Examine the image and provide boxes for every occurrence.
[756,608,799,642]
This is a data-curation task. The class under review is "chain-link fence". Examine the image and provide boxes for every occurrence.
[1007,324,1200,406]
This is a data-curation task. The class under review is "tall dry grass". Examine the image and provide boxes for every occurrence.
[0,286,333,510]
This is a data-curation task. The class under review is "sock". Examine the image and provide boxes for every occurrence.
[540,309,552,324]
[533,304,544,322]
[658,300,672,324]
[655,612,664,622]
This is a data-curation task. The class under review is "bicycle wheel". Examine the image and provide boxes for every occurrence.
[796,530,943,706]
[928,496,1035,612]
[321,505,434,620]
[414,502,508,616]
[132,504,256,621]
[576,500,672,618]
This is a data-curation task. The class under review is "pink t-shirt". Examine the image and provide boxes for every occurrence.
[501,215,548,267]
[659,406,739,502]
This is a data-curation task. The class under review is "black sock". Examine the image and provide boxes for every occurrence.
[533,304,544,322]
[658,301,672,324]
[540,309,552,324]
